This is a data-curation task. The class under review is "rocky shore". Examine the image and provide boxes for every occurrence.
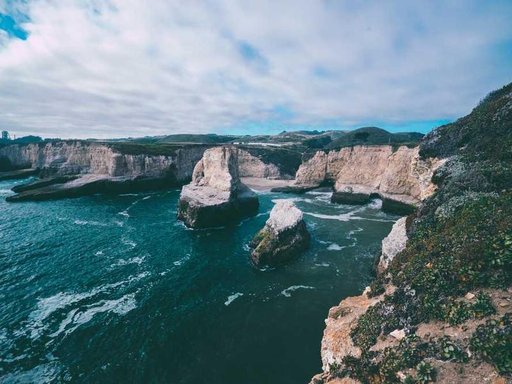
[310,83,512,384]
[250,199,310,266]
[177,146,259,228]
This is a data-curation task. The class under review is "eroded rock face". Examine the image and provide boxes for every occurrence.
[250,199,310,266]
[319,285,395,373]
[0,141,208,181]
[177,146,259,228]
[237,149,282,179]
[0,141,209,201]
[295,145,445,206]
[377,216,408,274]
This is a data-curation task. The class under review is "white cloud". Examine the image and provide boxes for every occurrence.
[0,0,511,138]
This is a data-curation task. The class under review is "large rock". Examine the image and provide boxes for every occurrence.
[250,199,310,266]
[377,216,408,273]
[177,146,259,228]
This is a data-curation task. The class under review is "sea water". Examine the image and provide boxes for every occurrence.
[0,178,398,383]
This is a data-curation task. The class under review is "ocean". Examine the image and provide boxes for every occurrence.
[0,177,397,383]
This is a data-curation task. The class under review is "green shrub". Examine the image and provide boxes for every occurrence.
[470,314,512,375]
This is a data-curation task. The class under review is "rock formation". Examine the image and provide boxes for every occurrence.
[177,146,259,228]
[377,216,408,274]
[292,145,445,209]
[250,199,310,266]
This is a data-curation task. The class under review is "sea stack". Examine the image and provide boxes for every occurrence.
[250,199,310,266]
[177,146,259,228]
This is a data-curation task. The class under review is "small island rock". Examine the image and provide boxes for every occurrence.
[250,199,310,266]
[177,146,259,228]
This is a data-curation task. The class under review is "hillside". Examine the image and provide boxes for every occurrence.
[325,127,424,150]
[314,83,512,384]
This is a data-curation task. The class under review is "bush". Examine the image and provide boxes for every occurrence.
[470,314,512,375]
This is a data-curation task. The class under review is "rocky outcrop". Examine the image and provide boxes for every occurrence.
[250,199,310,266]
[377,216,408,274]
[177,146,259,228]
[294,145,445,207]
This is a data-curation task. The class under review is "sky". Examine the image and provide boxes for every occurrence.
[0,1,511,139]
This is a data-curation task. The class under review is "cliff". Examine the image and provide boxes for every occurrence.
[177,146,259,228]
[310,83,512,384]
[294,145,444,206]
[0,141,208,181]
[0,141,294,201]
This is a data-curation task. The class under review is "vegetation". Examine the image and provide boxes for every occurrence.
[327,82,512,383]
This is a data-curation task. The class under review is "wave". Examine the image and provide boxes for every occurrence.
[49,294,136,338]
[224,292,243,306]
[280,285,315,298]
[368,198,383,209]
[314,262,330,267]
[112,256,145,267]
[327,243,344,251]
[121,237,137,249]
[73,220,108,227]
[173,253,191,266]
[26,273,148,340]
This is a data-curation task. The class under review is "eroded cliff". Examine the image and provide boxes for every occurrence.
[295,145,444,205]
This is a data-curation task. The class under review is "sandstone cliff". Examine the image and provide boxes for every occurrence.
[0,141,207,182]
[177,146,259,228]
[294,145,444,205]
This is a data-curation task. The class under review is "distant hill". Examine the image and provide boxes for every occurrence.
[324,127,424,150]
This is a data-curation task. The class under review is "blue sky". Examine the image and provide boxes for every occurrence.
[0,1,511,139]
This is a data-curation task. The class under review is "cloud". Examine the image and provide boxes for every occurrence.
[0,0,511,138]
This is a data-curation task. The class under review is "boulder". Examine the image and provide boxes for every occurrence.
[250,199,310,266]
[177,146,259,228]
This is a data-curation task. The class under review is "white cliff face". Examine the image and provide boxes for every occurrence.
[378,217,408,273]
[0,141,207,182]
[295,145,445,204]
[192,146,239,193]
[237,149,281,179]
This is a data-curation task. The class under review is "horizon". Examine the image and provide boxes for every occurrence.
[1,1,511,139]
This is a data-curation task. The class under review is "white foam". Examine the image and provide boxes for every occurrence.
[73,220,107,227]
[327,243,344,251]
[113,256,145,266]
[314,262,330,267]
[121,238,137,249]
[368,199,383,209]
[280,285,315,297]
[50,294,136,338]
[224,292,243,306]
[26,273,148,339]
[173,254,190,266]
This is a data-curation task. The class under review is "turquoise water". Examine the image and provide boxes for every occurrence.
[0,178,398,383]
